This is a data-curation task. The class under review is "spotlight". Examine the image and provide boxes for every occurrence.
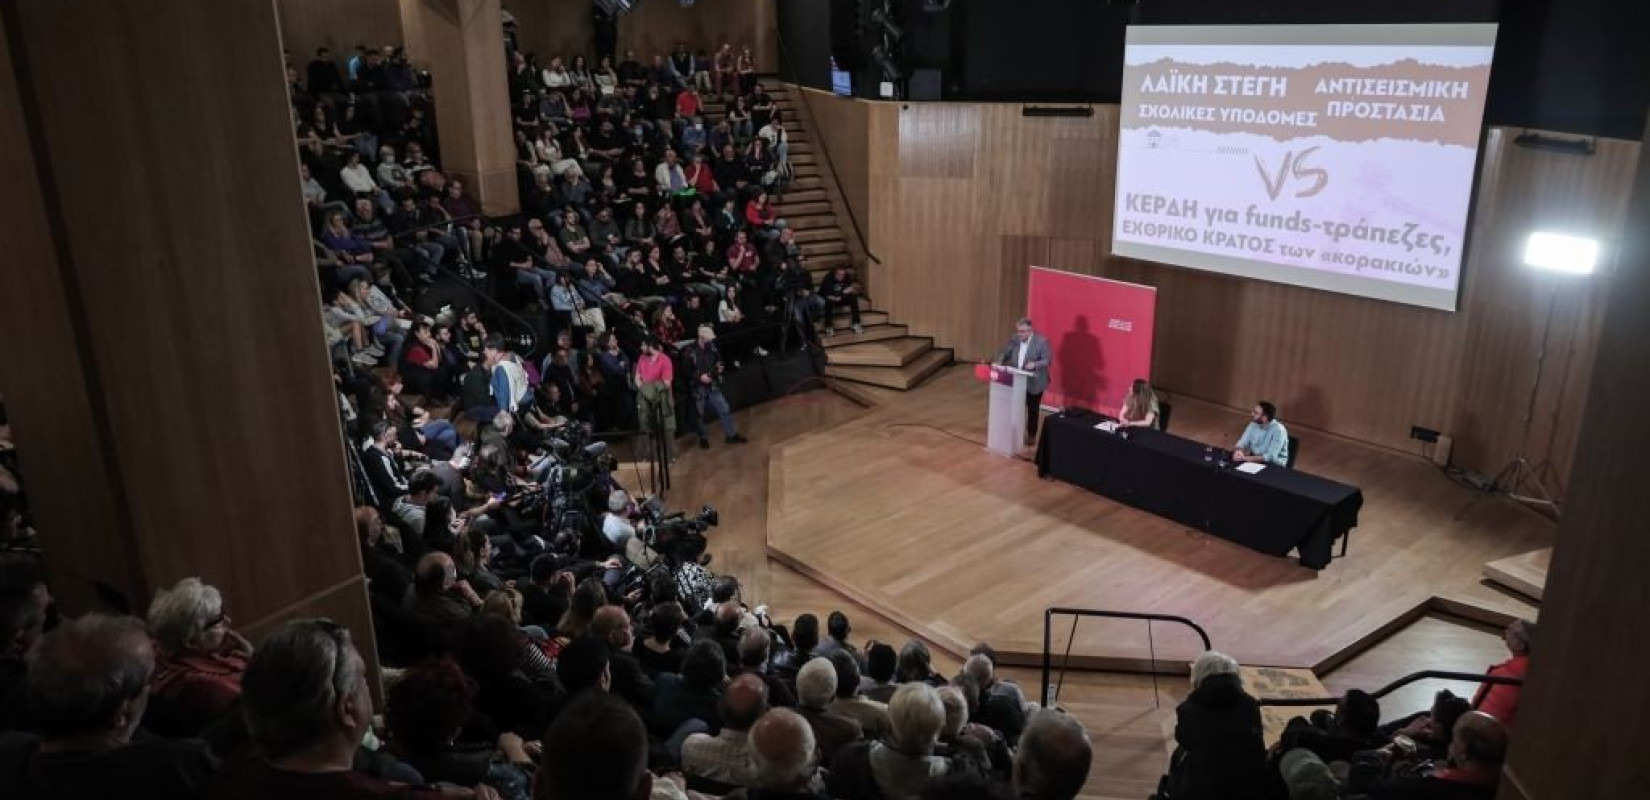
[871,9,903,40]
[1524,232,1600,276]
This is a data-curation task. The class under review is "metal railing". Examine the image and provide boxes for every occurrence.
[1258,670,1524,709]
[773,32,882,266]
[1042,607,1212,709]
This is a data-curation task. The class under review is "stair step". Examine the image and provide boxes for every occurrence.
[830,309,890,327]
[801,241,847,256]
[825,348,953,391]
[776,200,832,216]
[789,154,818,166]
[821,323,911,348]
[825,336,934,368]
[787,216,838,233]
[796,232,844,247]
[790,177,825,191]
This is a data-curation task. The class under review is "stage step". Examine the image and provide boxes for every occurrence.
[825,347,953,390]
[821,323,909,347]
[787,214,839,232]
[1482,547,1550,601]
[830,309,889,328]
[824,335,935,367]
[774,188,828,206]
[794,229,843,245]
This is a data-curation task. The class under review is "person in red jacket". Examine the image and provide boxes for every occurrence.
[1472,619,1533,726]
[146,577,253,737]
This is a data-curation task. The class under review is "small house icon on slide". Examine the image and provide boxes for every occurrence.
[1146,130,1162,148]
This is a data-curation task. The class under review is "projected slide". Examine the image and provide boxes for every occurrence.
[1112,25,1497,311]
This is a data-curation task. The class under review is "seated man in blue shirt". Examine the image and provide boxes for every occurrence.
[1234,400,1290,467]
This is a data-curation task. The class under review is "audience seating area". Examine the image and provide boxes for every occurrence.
[0,37,1533,800]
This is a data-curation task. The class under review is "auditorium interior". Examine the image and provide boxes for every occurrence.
[0,1,1645,799]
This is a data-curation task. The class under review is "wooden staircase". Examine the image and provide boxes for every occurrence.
[702,84,952,392]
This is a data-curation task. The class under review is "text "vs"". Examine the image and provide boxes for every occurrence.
[1254,147,1328,201]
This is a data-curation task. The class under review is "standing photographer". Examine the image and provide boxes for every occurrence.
[683,325,747,450]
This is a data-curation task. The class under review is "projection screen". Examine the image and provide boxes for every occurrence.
[1112,24,1498,311]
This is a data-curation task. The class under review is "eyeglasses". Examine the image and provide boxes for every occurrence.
[309,619,355,702]
[204,612,230,630]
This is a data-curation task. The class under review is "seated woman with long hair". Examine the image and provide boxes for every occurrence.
[1118,378,1160,428]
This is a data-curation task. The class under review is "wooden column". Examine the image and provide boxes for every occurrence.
[0,0,375,665]
[412,0,519,216]
[1496,114,1650,799]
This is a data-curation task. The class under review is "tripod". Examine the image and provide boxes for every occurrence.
[1456,287,1564,521]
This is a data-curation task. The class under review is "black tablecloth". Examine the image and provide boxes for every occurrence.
[1034,411,1362,569]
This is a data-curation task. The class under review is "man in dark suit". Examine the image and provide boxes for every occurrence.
[995,317,1053,445]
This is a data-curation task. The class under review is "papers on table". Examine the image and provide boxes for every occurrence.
[1095,421,1118,433]
[1235,462,1266,474]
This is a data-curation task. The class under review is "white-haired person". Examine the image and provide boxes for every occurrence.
[794,657,863,765]
[146,577,253,737]
[1159,651,1268,800]
[828,682,986,800]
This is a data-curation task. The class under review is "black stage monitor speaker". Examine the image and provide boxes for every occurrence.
[909,68,943,100]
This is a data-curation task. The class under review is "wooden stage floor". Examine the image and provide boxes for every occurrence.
[765,367,1551,672]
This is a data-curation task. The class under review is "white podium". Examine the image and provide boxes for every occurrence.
[984,364,1032,456]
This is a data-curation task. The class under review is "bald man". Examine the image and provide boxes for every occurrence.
[592,605,654,709]
[403,552,480,626]
[724,708,826,799]
[1015,708,1093,800]
[682,674,770,789]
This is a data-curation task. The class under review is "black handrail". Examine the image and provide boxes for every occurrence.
[772,33,882,266]
[1258,670,1525,709]
[1042,607,1213,709]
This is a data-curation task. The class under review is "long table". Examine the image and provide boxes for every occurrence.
[1033,411,1363,569]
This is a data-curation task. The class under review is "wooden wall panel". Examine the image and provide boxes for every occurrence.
[277,0,406,67]
[508,0,775,72]
[8,0,372,646]
[835,100,1638,494]
[0,8,139,614]
[798,87,871,246]
[1497,115,1650,800]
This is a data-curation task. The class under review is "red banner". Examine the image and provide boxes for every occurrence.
[1026,267,1157,413]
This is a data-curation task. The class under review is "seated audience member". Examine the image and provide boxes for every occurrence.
[0,554,50,729]
[1472,619,1532,726]
[383,658,533,798]
[634,600,690,676]
[555,634,613,698]
[1233,400,1289,467]
[795,657,863,764]
[211,619,483,799]
[770,613,817,690]
[1383,689,1473,764]
[1015,708,1094,800]
[1117,378,1161,428]
[357,507,414,602]
[0,615,218,799]
[720,708,829,800]
[861,642,899,703]
[404,552,482,627]
[963,651,1028,743]
[1346,711,1508,800]
[827,650,890,740]
[538,691,675,800]
[813,610,860,663]
[652,639,728,738]
[936,686,1010,777]
[682,674,770,791]
[145,577,253,737]
[735,628,798,709]
[457,615,556,740]
[1276,687,1383,766]
[391,470,443,546]
[896,639,947,688]
[591,605,655,709]
[819,267,864,335]
[829,682,978,800]
[1162,651,1268,800]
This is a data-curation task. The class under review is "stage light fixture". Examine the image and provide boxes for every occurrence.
[871,8,903,40]
[1524,232,1600,276]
